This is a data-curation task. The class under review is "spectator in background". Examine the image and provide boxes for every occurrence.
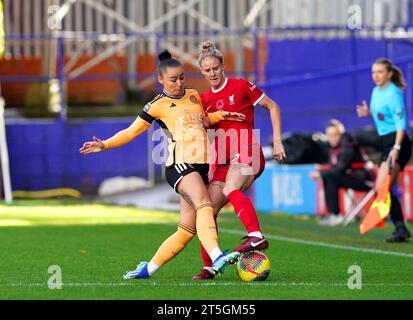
[310,119,373,226]
[357,58,411,242]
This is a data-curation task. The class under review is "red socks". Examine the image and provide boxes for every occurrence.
[200,241,212,268]
[227,190,261,234]
[199,212,218,268]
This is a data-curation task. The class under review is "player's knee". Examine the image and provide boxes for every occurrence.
[191,193,212,208]
[222,184,237,197]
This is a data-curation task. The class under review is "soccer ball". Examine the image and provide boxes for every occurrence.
[237,251,270,281]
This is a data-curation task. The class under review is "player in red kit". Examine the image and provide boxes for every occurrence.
[192,41,286,280]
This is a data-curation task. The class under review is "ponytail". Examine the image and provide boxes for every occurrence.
[390,65,406,90]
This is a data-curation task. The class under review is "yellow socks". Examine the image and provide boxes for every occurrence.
[149,224,195,273]
[148,202,222,276]
[196,202,222,261]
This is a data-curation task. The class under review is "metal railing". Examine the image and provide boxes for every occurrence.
[4,26,413,120]
[3,0,413,58]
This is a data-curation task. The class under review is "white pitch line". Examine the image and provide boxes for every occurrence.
[219,228,413,258]
[1,282,413,288]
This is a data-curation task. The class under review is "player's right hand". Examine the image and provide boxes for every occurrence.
[221,111,246,122]
[356,100,370,117]
[273,141,286,164]
[79,136,105,154]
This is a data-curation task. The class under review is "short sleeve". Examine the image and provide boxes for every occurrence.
[390,90,407,131]
[200,92,207,108]
[240,78,265,106]
[138,100,161,124]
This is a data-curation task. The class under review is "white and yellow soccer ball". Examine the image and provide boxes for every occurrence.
[237,251,270,281]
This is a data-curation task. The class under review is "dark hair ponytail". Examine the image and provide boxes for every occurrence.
[157,50,182,75]
[374,58,406,90]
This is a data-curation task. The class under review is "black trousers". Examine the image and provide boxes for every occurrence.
[322,172,371,215]
[389,192,404,225]
[379,132,412,226]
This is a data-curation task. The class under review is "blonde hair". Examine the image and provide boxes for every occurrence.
[198,41,224,66]
[326,119,345,134]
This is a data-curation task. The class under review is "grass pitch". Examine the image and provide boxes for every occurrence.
[0,199,412,300]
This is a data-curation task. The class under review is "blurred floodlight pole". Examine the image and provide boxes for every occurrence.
[242,0,268,78]
[0,97,12,204]
[45,0,76,120]
[127,0,137,91]
[229,0,245,77]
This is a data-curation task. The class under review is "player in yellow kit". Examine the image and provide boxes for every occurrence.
[79,50,244,279]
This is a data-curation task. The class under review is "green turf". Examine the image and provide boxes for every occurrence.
[0,199,412,299]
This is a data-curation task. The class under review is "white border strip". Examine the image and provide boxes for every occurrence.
[252,93,266,106]
[173,176,184,192]
[211,78,228,93]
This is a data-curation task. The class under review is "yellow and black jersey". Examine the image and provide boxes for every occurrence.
[138,88,208,167]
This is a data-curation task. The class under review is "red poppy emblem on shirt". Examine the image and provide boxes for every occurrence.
[216,99,224,110]
[378,113,384,121]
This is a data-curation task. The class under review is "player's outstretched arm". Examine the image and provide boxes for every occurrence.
[79,116,151,155]
[206,110,246,127]
[257,95,286,163]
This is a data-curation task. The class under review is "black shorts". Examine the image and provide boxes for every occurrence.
[379,132,412,170]
[165,163,209,193]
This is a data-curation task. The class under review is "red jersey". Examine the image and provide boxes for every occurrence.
[201,78,265,165]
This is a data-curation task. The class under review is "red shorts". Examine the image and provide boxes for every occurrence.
[209,146,265,183]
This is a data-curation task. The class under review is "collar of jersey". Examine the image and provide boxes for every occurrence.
[211,78,228,93]
[377,81,394,92]
[163,89,186,99]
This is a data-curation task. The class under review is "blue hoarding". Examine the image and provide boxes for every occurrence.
[254,164,318,215]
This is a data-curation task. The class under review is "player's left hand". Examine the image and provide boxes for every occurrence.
[221,111,246,122]
[79,136,105,154]
[273,141,286,163]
